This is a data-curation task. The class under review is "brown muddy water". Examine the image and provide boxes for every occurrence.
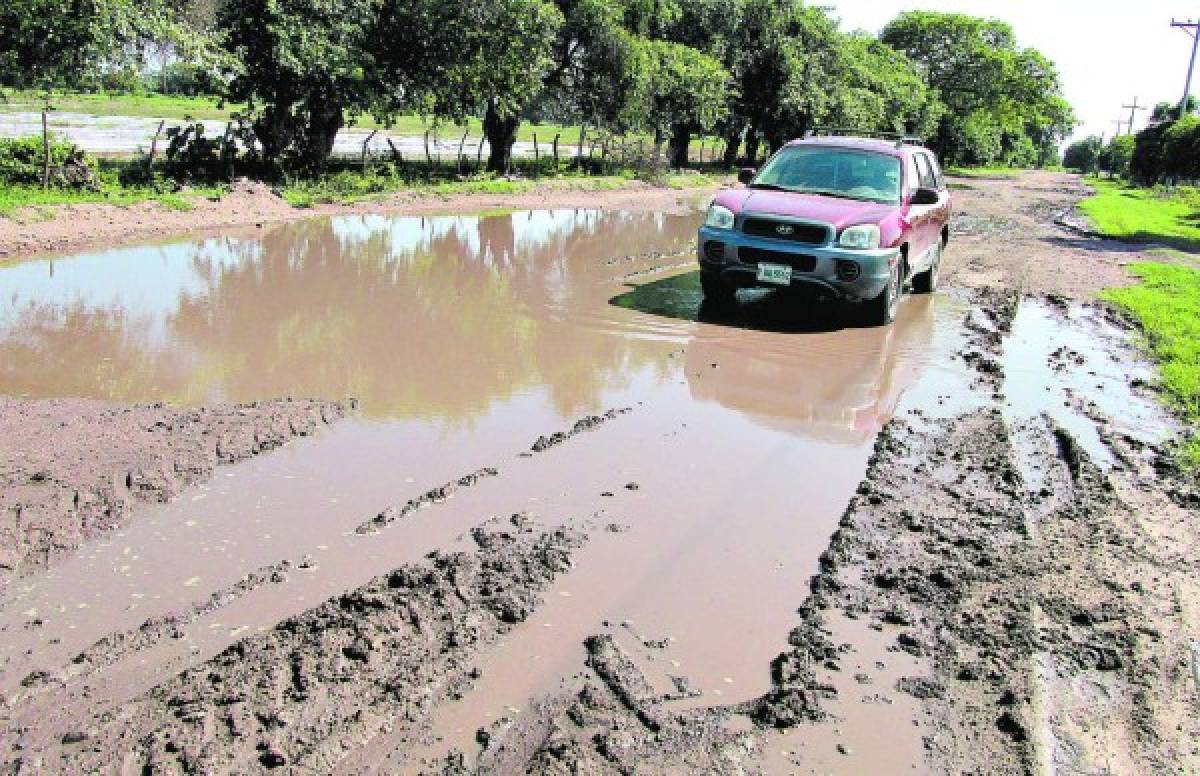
[0,209,971,770]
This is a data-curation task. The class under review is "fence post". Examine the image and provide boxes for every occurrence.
[386,137,404,168]
[147,119,165,178]
[41,109,50,190]
[361,129,377,173]
[552,133,560,170]
[457,127,469,174]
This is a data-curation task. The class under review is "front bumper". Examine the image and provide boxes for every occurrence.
[697,225,898,302]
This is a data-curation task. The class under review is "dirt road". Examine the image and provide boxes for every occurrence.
[0,171,1196,774]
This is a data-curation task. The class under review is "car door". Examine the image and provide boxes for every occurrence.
[911,153,945,268]
[904,153,934,266]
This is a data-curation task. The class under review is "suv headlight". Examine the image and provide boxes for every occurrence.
[838,224,882,250]
[704,204,736,230]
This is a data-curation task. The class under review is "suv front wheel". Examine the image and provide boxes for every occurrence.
[863,259,901,326]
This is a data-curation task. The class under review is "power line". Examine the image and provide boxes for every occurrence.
[1172,18,1200,119]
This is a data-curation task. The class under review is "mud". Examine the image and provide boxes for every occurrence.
[1,170,1198,773]
[0,396,349,584]
[5,519,584,773]
[0,177,712,261]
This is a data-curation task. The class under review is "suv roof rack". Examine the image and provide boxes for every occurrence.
[805,128,925,148]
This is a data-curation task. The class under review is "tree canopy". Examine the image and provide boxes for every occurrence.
[1,0,1079,174]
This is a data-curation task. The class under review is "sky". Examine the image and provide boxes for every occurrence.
[829,0,1199,143]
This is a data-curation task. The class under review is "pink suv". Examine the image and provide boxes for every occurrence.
[697,133,953,326]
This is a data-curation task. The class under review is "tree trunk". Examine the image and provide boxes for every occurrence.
[484,100,520,175]
[301,93,343,172]
[722,126,743,167]
[744,131,761,167]
[667,124,692,170]
[41,110,50,190]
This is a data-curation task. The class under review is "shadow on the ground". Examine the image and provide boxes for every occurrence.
[609,270,869,334]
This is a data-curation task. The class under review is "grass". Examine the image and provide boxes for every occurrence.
[1102,261,1200,469]
[280,168,723,208]
[945,166,1022,179]
[1079,179,1200,251]
[0,181,224,218]
[0,91,740,155]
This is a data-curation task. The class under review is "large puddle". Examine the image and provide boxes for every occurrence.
[0,209,966,769]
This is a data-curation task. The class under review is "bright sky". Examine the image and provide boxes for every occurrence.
[830,0,1199,143]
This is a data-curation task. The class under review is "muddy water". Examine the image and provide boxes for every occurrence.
[0,210,962,771]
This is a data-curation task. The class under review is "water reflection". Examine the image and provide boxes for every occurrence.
[684,297,937,444]
[0,210,696,420]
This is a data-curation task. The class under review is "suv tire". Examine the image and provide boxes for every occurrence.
[913,241,942,294]
[864,260,900,326]
[700,272,736,306]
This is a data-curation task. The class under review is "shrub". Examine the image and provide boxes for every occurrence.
[0,134,84,184]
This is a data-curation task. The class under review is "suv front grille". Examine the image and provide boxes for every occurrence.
[739,247,817,272]
[742,218,829,245]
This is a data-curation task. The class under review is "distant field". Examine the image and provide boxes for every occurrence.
[0,91,588,145]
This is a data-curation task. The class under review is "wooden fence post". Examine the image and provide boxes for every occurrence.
[386,137,404,168]
[361,129,378,173]
[147,119,165,178]
[41,109,50,190]
[457,127,469,174]
[552,133,560,170]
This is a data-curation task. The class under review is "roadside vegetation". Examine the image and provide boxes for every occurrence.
[1066,98,1200,471]
[1,1,1074,208]
[1103,262,1200,468]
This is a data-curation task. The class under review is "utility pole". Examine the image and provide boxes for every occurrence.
[1173,18,1200,119]
[1111,118,1126,137]
[1121,97,1146,134]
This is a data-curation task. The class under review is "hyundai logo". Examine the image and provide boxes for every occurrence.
[776,224,795,236]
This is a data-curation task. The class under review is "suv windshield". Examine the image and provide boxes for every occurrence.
[751,146,902,204]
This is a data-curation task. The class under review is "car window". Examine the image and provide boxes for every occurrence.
[923,153,945,190]
[754,146,902,204]
[914,154,937,190]
[905,155,921,194]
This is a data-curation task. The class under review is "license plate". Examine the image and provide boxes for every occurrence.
[756,262,792,285]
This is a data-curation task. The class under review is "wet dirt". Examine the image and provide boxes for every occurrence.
[1,170,1198,773]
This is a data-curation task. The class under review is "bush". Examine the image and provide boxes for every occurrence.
[1063,136,1101,172]
[0,134,84,184]
[1098,135,1134,178]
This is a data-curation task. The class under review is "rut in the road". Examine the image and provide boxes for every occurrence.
[33,519,584,774]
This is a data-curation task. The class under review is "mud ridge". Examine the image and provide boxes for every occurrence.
[7,520,586,773]
[354,467,500,535]
[453,633,761,775]
[528,408,633,454]
[0,397,352,586]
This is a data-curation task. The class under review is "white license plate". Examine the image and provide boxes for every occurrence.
[756,262,792,285]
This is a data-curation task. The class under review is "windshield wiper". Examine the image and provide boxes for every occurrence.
[746,182,793,192]
[795,188,868,202]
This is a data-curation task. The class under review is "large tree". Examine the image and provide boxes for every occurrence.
[0,0,189,90]
[881,11,1075,166]
[218,0,381,171]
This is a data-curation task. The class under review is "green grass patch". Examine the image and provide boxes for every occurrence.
[1079,179,1200,251]
[945,166,1023,179]
[279,168,718,208]
[1102,262,1200,469]
[0,182,222,218]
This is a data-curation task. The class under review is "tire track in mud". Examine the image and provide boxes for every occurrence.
[456,290,1199,774]
[16,520,586,774]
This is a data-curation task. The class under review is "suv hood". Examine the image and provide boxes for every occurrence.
[714,188,898,232]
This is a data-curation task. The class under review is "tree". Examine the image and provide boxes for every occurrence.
[631,39,729,167]
[1062,136,1101,172]
[218,0,381,172]
[1,0,190,91]
[1098,134,1134,178]
[881,11,1074,167]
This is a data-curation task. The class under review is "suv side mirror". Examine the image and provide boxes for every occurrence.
[911,187,940,206]
[738,167,757,185]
